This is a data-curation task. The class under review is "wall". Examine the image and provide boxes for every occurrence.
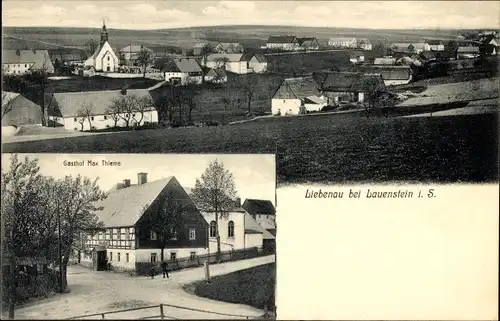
[3,63,34,75]
[57,110,159,131]
[384,78,412,86]
[304,103,325,112]
[201,211,246,253]
[245,233,264,249]
[249,60,267,74]
[227,61,250,74]
[271,98,301,116]
[134,247,207,263]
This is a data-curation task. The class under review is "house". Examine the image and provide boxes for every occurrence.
[214,42,244,54]
[391,43,431,54]
[360,66,413,86]
[428,40,445,51]
[119,45,155,64]
[374,57,397,65]
[271,77,327,116]
[2,49,54,75]
[47,89,159,131]
[205,53,266,74]
[248,54,268,73]
[163,58,203,85]
[193,43,211,56]
[350,51,365,64]
[204,68,228,84]
[83,22,119,72]
[358,38,373,51]
[456,46,481,59]
[79,174,209,272]
[242,199,276,236]
[328,37,358,48]
[2,92,43,135]
[480,34,499,55]
[313,71,386,104]
[266,35,301,51]
[297,37,320,50]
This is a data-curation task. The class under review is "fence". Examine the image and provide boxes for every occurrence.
[134,247,264,276]
[65,302,271,320]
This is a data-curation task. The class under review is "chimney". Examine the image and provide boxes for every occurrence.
[137,172,148,185]
[234,197,241,208]
[115,183,125,190]
[123,179,131,188]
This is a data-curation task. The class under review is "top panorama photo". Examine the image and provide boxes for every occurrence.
[2,0,499,184]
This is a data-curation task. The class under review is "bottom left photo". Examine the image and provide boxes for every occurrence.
[1,153,277,320]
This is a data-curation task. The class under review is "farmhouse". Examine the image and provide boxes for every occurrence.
[2,91,43,136]
[297,37,320,50]
[205,53,267,74]
[163,58,203,85]
[328,37,358,48]
[248,54,268,73]
[2,49,54,75]
[204,68,228,83]
[47,89,158,131]
[242,199,276,236]
[374,57,397,65]
[350,51,365,64]
[119,44,155,65]
[271,77,327,116]
[360,66,413,86]
[79,175,209,272]
[84,22,119,72]
[313,71,386,104]
[456,46,480,59]
[358,38,373,51]
[480,34,499,55]
[214,42,244,54]
[266,35,301,51]
[391,43,431,54]
[428,40,445,51]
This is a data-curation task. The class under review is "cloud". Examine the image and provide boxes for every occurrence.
[202,1,255,17]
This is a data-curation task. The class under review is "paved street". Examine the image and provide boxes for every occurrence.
[9,255,275,320]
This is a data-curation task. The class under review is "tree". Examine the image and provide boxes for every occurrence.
[132,95,154,127]
[182,83,201,124]
[106,102,121,128]
[148,191,188,262]
[238,74,259,115]
[2,92,15,120]
[363,77,396,118]
[220,81,242,122]
[199,43,214,82]
[76,102,94,131]
[28,62,50,126]
[137,48,153,78]
[213,56,230,69]
[191,160,237,262]
[85,39,98,55]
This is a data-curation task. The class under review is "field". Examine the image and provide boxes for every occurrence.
[3,112,498,184]
[189,263,275,311]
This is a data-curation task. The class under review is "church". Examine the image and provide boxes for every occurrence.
[84,22,119,72]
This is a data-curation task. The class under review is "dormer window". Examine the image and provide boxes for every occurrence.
[150,230,157,240]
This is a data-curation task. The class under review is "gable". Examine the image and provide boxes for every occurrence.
[2,94,42,127]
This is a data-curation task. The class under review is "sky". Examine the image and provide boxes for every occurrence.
[2,0,499,30]
[1,153,276,205]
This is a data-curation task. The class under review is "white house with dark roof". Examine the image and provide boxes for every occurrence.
[2,91,43,136]
[248,54,268,73]
[328,37,358,48]
[47,89,158,131]
[119,44,155,64]
[79,174,210,272]
[163,58,203,85]
[2,49,54,75]
[266,35,301,51]
[242,199,276,236]
[358,38,373,51]
[205,53,267,74]
[271,77,327,116]
[428,40,445,51]
[83,22,119,72]
[360,66,413,86]
[391,42,431,54]
[297,37,320,50]
[214,42,244,54]
[204,68,228,83]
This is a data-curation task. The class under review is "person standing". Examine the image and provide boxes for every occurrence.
[161,260,169,278]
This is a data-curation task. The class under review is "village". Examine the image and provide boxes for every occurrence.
[2,22,499,135]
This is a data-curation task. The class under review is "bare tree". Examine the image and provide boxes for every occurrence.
[76,102,95,131]
[132,95,154,126]
[220,80,242,121]
[2,92,15,120]
[363,77,394,118]
[199,43,214,82]
[191,159,237,263]
[239,74,259,115]
[106,101,121,128]
[213,56,230,69]
[28,62,50,126]
[85,39,98,55]
[110,95,136,128]
[136,48,153,78]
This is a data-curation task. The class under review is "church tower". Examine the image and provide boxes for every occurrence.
[100,20,109,46]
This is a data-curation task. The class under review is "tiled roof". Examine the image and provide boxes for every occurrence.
[273,77,321,100]
[244,213,275,240]
[2,49,54,72]
[457,46,480,53]
[206,53,246,62]
[49,89,155,118]
[252,54,267,63]
[316,72,386,92]
[163,58,202,73]
[242,199,276,215]
[267,35,298,44]
[1,91,43,127]
[95,177,174,227]
[254,215,276,230]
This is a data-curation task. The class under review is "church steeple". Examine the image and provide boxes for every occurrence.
[100,20,108,46]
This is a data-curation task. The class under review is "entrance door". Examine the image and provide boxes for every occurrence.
[97,251,107,271]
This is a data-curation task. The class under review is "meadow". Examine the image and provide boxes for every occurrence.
[3,112,498,184]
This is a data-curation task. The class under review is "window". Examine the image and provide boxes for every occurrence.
[107,56,110,61]
[25,64,27,68]
[103,115,107,120]
[189,228,196,240]
[129,228,135,239]
[117,229,121,239]
[150,253,157,263]
[209,221,217,238]
[228,221,235,238]
[170,228,178,240]
[126,253,129,263]
[117,252,121,262]
[109,252,113,261]
[170,252,176,261]
[190,252,196,261]
[150,230,157,240]
[74,118,77,122]
[91,116,94,121]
